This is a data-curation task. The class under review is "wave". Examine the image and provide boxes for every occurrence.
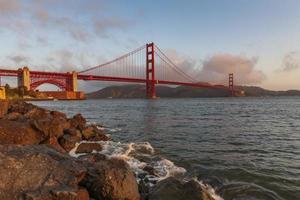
[69,139,223,199]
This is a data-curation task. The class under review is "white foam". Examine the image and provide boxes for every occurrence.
[69,138,222,200]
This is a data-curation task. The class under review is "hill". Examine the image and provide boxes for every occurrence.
[86,84,300,99]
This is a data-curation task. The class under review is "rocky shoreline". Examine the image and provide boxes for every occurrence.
[0,100,220,200]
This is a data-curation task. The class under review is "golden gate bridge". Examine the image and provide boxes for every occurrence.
[0,43,238,98]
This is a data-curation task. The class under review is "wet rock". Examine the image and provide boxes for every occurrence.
[0,119,45,145]
[75,142,102,154]
[0,100,9,118]
[148,177,216,200]
[59,134,82,152]
[0,144,87,200]
[143,165,156,176]
[70,113,86,130]
[80,155,140,200]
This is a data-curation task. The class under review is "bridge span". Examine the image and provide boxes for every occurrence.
[0,43,241,99]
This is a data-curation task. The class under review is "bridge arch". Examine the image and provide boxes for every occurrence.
[30,79,66,91]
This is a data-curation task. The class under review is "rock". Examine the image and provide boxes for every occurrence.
[0,119,45,145]
[70,113,86,130]
[2,112,24,121]
[75,142,102,154]
[24,107,50,120]
[31,117,70,139]
[0,100,9,118]
[8,101,36,114]
[0,145,87,200]
[59,134,82,152]
[64,128,82,137]
[82,126,96,140]
[50,110,67,119]
[148,177,216,200]
[82,125,110,141]
[80,155,140,200]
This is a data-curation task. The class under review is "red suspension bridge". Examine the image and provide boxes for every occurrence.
[0,43,240,99]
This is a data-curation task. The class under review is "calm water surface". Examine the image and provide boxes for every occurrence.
[32,97,300,200]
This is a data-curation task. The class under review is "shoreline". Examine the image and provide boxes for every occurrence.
[0,100,221,200]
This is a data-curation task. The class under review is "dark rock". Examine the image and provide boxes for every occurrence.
[0,119,45,145]
[59,134,82,152]
[70,113,86,130]
[0,145,87,200]
[88,133,110,142]
[75,142,102,154]
[80,155,140,200]
[0,100,9,118]
[143,165,156,176]
[64,128,82,137]
[148,177,216,200]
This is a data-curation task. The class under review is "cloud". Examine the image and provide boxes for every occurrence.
[0,0,20,13]
[94,18,130,38]
[162,49,266,85]
[7,55,30,64]
[199,53,266,85]
[281,51,300,72]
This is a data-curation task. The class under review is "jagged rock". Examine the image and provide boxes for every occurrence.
[70,113,86,130]
[75,142,102,154]
[0,119,46,145]
[79,154,140,200]
[0,145,88,200]
[82,126,96,140]
[148,177,216,200]
[59,134,82,152]
[31,117,70,139]
[8,101,36,114]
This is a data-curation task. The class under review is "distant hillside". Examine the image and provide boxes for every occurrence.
[87,84,232,98]
[86,84,300,99]
[236,86,300,96]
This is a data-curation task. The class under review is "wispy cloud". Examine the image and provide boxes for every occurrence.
[281,51,300,72]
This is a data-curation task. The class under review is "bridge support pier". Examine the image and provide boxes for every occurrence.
[66,71,78,92]
[18,67,30,90]
[229,73,234,96]
[146,42,156,99]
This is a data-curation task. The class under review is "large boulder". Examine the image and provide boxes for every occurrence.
[0,119,46,145]
[75,142,102,154]
[148,177,217,200]
[0,144,88,200]
[69,113,86,130]
[80,154,140,200]
[59,134,82,152]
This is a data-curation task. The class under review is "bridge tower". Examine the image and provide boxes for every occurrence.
[146,42,156,99]
[229,73,234,96]
[18,67,30,90]
[66,71,78,92]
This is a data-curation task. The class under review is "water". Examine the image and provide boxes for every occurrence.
[31,97,300,200]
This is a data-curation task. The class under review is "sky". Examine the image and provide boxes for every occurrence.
[0,0,300,91]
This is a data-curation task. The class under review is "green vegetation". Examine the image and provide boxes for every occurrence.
[4,84,48,99]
